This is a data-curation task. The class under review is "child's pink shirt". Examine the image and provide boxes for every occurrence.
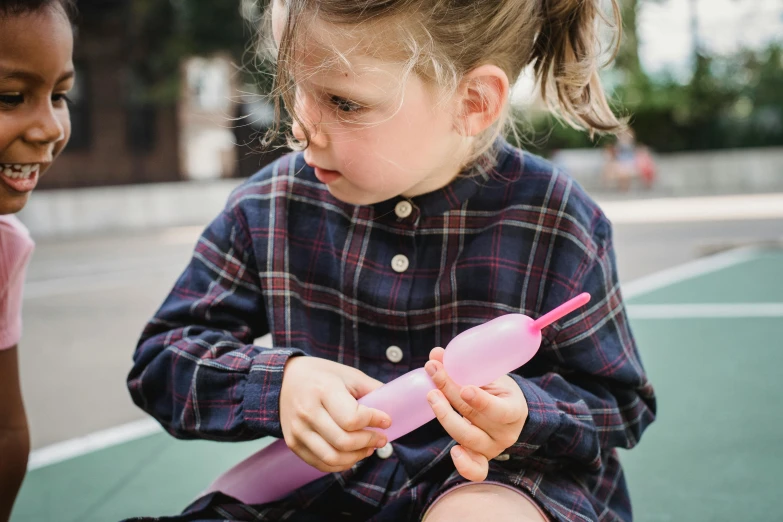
[0,215,35,350]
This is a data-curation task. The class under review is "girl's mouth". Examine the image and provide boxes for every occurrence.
[314,167,342,185]
[0,163,41,193]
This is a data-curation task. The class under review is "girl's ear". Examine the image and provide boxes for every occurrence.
[455,64,509,137]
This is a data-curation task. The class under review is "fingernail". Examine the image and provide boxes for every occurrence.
[462,387,476,401]
[381,418,391,429]
[376,438,387,448]
[452,446,463,459]
[425,362,436,377]
[427,391,438,404]
[366,448,374,457]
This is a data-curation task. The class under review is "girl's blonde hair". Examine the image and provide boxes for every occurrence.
[260,0,623,164]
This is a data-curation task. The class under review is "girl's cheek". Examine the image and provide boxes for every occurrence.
[58,115,72,147]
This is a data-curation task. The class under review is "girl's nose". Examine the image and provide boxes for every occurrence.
[291,93,327,148]
[291,116,309,142]
[24,103,65,146]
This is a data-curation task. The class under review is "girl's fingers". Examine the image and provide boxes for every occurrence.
[460,385,521,426]
[451,445,489,482]
[297,429,374,472]
[427,359,524,429]
[291,442,343,473]
[322,388,391,432]
[310,407,386,453]
[425,360,476,421]
[427,389,494,456]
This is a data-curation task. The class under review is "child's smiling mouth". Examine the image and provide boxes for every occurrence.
[0,163,41,193]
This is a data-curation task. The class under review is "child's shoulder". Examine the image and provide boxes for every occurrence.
[0,215,34,275]
[492,142,612,242]
[225,151,318,211]
[0,215,33,245]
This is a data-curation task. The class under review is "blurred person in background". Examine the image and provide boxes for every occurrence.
[602,128,656,192]
[0,0,75,519]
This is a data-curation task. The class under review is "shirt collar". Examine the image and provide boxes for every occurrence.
[371,138,516,218]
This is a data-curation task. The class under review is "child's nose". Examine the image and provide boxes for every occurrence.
[24,103,66,146]
[291,117,327,148]
[292,94,327,148]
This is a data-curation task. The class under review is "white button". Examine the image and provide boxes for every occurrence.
[386,345,404,363]
[493,453,510,461]
[391,254,409,273]
[376,442,394,459]
[395,201,413,219]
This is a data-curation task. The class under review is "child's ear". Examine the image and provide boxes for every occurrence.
[455,65,509,137]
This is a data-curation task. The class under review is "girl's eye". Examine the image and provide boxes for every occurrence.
[0,93,24,107]
[329,95,363,113]
[52,93,72,105]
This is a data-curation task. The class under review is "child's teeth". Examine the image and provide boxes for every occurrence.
[0,164,39,179]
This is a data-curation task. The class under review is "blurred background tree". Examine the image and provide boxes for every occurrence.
[519,0,783,155]
[124,0,270,103]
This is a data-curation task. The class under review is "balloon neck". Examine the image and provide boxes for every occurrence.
[530,293,591,332]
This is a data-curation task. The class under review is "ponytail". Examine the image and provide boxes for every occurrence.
[531,0,624,136]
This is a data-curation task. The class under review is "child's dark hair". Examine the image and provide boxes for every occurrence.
[262,0,624,161]
[0,0,78,23]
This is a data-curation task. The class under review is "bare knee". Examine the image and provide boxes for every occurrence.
[424,483,548,522]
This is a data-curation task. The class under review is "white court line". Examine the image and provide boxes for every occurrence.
[25,245,773,471]
[623,246,759,299]
[628,303,783,319]
[601,192,783,223]
[28,419,162,471]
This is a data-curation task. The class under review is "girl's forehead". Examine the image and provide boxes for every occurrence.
[291,39,406,93]
[0,8,74,83]
[272,1,404,82]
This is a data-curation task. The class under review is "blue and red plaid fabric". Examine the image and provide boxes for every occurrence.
[126,140,655,522]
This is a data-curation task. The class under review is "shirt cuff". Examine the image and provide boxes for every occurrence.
[243,348,306,438]
[507,374,563,458]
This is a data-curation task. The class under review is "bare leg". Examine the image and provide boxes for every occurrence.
[423,483,549,522]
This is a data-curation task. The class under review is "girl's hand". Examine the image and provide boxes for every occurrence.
[279,357,392,473]
[425,347,528,482]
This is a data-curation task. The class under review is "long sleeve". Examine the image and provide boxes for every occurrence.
[127,202,305,441]
[507,219,656,471]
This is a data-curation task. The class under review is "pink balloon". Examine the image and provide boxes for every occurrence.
[203,293,590,504]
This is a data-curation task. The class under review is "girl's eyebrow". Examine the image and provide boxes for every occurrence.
[0,67,75,84]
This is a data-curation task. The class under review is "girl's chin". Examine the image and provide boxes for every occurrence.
[328,190,392,207]
[0,192,31,215]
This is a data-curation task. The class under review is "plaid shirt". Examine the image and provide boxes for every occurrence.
[127,140,655,522]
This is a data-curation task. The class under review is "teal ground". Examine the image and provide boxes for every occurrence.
[13,249,783,521]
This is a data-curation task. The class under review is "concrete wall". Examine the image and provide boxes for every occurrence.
[18,179,242,238]
[654,148,783,195]
[18,147,783,238]
[39,6,182,189]
[553,147,783,196]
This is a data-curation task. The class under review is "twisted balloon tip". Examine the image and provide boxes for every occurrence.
[530,292,591,332]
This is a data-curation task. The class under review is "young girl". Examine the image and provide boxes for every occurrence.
[127,1,656,520]
[0,0,75,519]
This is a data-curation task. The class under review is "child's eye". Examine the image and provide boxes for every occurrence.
[0,93,24,107]
[52,93,72,105]
[329,95,363,113]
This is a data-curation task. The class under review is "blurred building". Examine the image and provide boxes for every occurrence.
[179,56,288,181]
[41,0,181,189]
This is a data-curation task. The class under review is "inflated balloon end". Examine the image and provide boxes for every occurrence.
[204,293,591,504]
